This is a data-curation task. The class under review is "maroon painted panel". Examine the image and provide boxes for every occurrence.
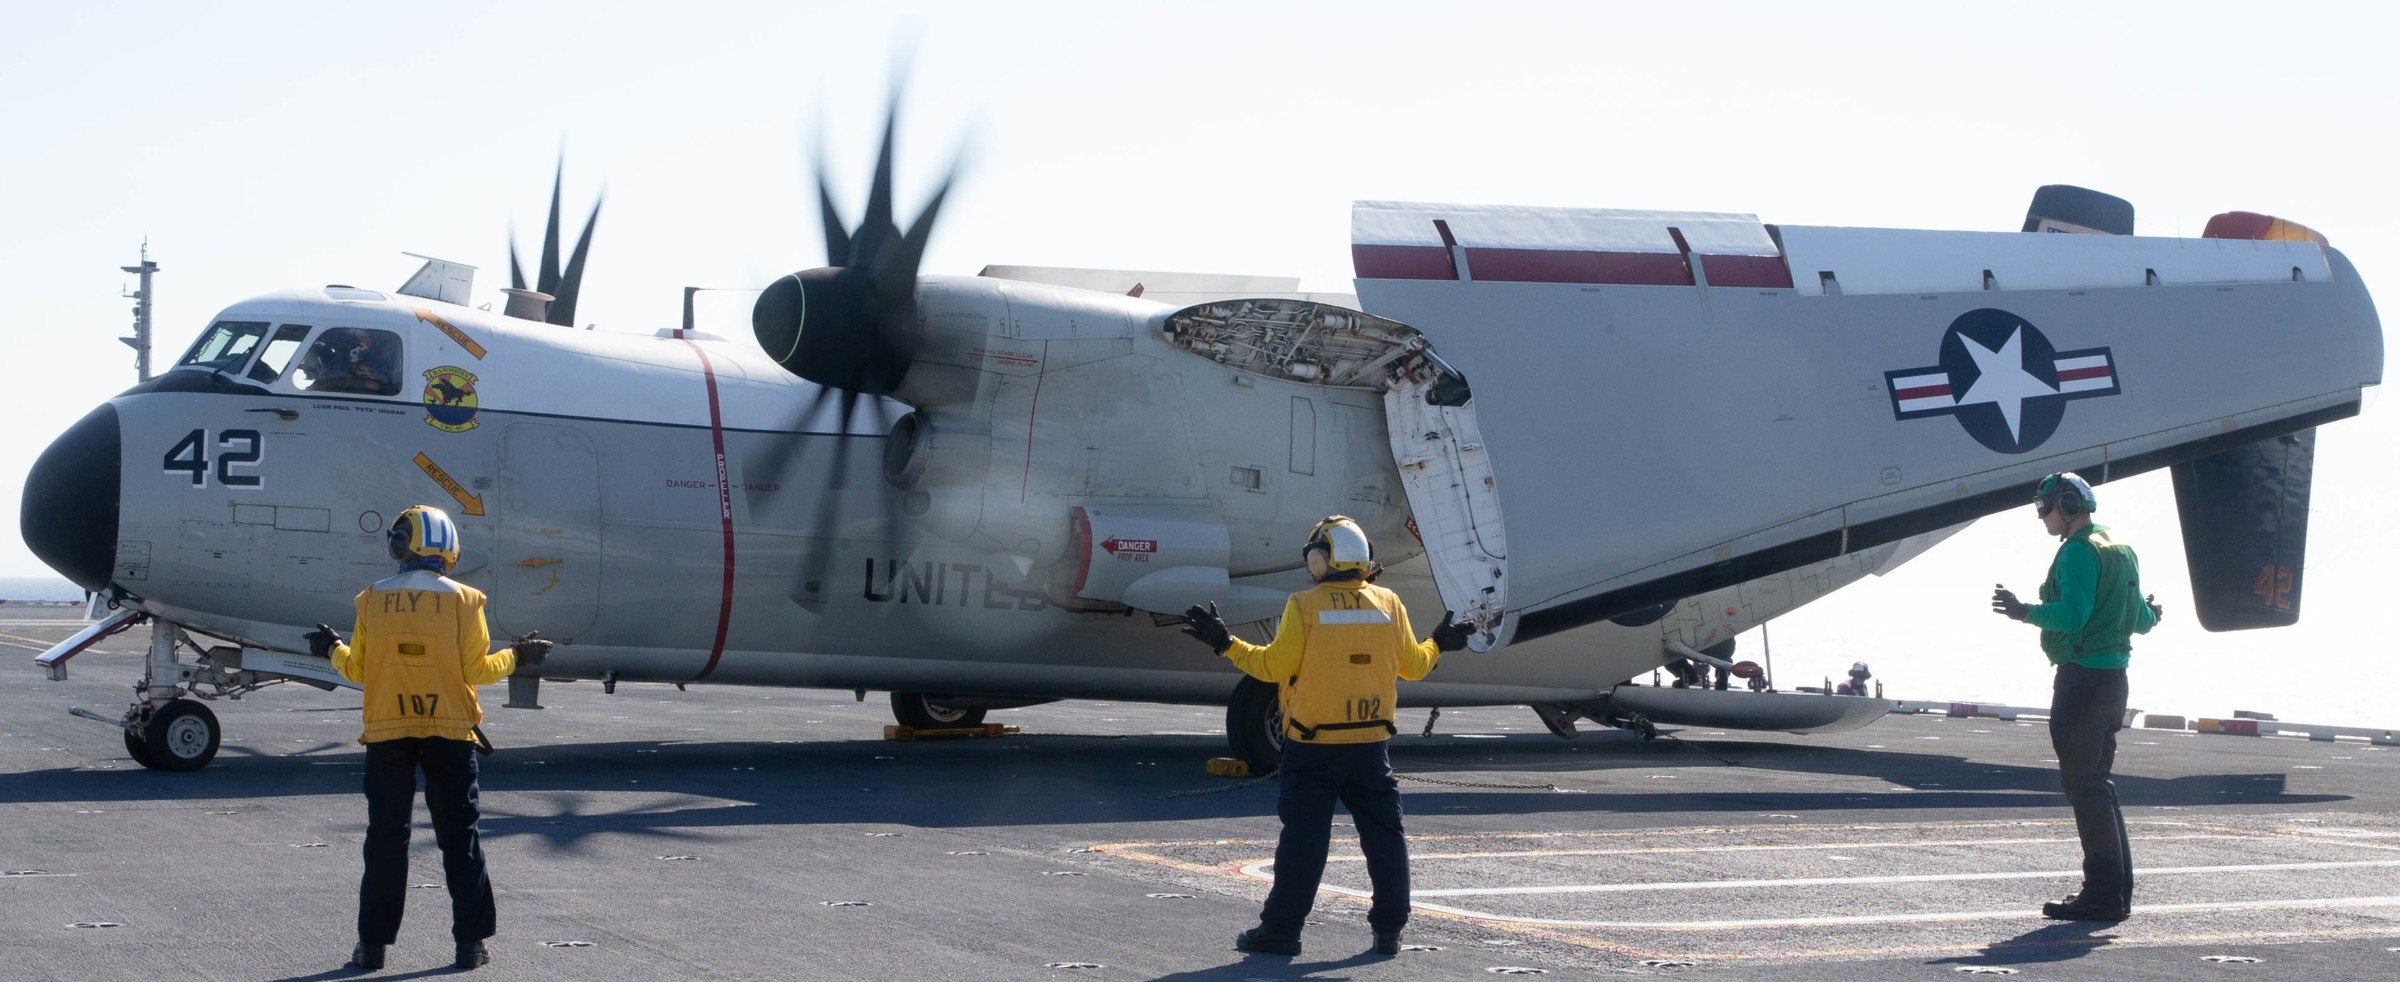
[1352,244,1457,281]
[1465,248,1693,285]
[1699,253,1795,289]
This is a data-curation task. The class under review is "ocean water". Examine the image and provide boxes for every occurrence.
[0,576,82,604]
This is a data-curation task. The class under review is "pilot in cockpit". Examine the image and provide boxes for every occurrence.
[298,328,399,395]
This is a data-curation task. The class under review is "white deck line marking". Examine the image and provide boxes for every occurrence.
[1397,894,2400,931]
[1238,854,2400,926]
[1400,858,2400,898]
[1362,832,2245,862]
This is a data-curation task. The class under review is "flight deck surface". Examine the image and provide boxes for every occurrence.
[3,607,2396,981]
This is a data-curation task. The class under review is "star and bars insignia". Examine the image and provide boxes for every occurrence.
[1884,307,2121,454]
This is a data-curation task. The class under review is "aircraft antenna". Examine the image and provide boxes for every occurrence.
[120,240,158,381]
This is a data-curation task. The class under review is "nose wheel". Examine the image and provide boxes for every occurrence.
[128,699,221,772]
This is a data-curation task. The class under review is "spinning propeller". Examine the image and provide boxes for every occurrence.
[750,91,961,597]
[508,161,603,327]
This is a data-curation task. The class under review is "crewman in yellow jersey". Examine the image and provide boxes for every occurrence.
[303,505,550,972]
[1182,515,1471,958]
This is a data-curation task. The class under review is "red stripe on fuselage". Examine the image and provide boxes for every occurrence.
[677,334,736,683]
[2056,366,2113,382]
[1894,384,1952,400]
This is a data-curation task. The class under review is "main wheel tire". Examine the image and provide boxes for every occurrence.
[889,692,986,729]
[140,699,220,772]
[1224,676,1284,775]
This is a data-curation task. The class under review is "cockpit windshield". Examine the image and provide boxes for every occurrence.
[175,320,270,372]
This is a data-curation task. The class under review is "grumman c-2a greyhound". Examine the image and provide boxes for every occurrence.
[20,123,2383,772]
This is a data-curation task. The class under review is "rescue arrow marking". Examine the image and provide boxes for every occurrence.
[411,452,485,516]
[413,309,488,359]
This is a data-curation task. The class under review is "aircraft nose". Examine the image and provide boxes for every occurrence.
[20,404,120,592]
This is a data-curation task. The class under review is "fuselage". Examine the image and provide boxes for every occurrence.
[25,278,1890,708]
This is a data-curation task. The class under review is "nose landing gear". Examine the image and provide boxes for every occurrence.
[119,699,221,772]
[53,612,333,772]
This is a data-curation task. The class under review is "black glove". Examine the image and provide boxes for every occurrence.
[1991,585,2027,621]
[2146,593,2164,621]
[1181,602,1232,654]
[511,631,552,669]
[1429,610,1473,653]
[304,623,342,659]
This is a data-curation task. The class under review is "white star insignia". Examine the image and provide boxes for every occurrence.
[1954,328,2057,441]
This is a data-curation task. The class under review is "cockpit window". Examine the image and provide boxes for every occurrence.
[295,327,404,396]
[246,324,312,384]
[175,320,270,372]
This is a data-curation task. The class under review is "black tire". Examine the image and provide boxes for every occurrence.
[889,692,986,729]
[140,699,220,772]
[1224,676,1283,775]
[122,727,158,769]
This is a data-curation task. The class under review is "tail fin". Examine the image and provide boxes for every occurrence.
[2171,430,2312,630]
[2172,210,2333,630]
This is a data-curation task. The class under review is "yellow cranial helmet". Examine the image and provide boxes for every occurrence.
[1304,515,1373,576]
[386,504,461,569]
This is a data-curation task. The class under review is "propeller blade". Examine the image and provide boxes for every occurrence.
[851,97,901,266]
[791,389,865,599]
[538,161,566,297]
[508,237,528,292]
[551,193,604,326]
[751,383,838,491]
[816,163,853,267]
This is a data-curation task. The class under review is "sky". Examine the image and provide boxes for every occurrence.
[3,2,2394,723]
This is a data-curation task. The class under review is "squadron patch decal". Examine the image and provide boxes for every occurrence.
[422,366,480,432]
[1884,308,2120,454]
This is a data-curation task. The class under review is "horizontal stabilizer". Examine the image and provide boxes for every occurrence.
[2171,429,2313,631]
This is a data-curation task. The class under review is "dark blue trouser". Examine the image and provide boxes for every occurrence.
[2050,664,2133,909]
[1257,739,1411,938]
[359,736,495,944]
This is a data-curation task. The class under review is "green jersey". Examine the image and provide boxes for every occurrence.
[2026,523,2158,668]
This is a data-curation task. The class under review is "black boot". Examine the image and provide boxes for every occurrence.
[454,940,490,970]
[1234,928,1301,956]
[1373,930,1402,956]
[346,943,385,970]
[2041,893,2129,921]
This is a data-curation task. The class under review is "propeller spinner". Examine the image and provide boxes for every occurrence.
[753,98,953,397]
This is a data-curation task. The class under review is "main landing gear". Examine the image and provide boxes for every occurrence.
[889,692,988,730]
[1224,676,1284,775]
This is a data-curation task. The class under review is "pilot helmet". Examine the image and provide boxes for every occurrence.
[387,505,461,571]
[2033,472,2096,518]
[1303,515,1373,578]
